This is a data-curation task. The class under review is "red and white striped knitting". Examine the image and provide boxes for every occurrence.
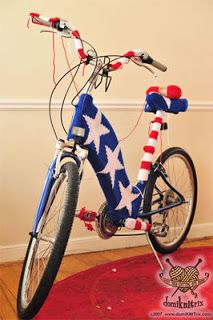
[109,49,144,71]
[146,85,182,99]
[137,110,164,182]
[30,13,88,60]
[125,217,151,231]
[123,110,165,232]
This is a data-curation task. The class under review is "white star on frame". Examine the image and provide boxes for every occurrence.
[98,144,124,188]
[115,182,140,215]
[83,110,110,154]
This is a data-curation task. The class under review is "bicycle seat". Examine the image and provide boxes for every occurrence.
[145,92,188,114]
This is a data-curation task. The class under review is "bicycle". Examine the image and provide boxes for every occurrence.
[17,12,197,319]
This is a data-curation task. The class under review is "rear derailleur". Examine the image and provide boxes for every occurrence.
[150,222,169,237]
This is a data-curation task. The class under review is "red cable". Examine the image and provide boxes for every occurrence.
[148,121,152,135]
[52,31,57,85]
[82,63,86,77]
[119,102,145,142]
[160,130,163,163]
[27,18,30,29]
[61,37,79,94]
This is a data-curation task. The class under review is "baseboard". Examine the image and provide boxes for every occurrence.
[188,222,213,239]
[0,243,27,264]
[65,232,148,256]
[0,99,212,111]
[0,234,147,264]
[0,223,212,263]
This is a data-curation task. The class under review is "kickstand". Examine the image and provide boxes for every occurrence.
[146,233,165,273]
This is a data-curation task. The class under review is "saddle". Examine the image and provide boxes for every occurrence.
[145,85,188,114]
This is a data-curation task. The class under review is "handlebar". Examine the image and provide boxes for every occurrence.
[29,12,88,60]
[30,12,59,28]
[29,13,167,73]
[109,50,167,72]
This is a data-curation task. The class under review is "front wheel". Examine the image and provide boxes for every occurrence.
[143,147,197,254]
[17,161,79,319]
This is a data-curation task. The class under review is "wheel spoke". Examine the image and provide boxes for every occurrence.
[19,172,68,308]
[149,149,196,251]
[18,163,80,319]
[38,235,55,244]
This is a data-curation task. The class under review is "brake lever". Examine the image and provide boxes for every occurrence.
[141,64,157,78]
[131,58,157,77]
[40,29,73,38]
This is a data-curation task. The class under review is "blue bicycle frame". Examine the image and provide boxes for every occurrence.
[32,93,175,234]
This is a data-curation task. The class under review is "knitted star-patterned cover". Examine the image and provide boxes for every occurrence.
[68,94,142,223]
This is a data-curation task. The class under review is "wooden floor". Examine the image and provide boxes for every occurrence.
[0,237,212,320]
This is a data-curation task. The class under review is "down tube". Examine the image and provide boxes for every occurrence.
[67,93,143,223]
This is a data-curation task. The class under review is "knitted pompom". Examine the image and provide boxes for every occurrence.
[146,86,159,95]
[146,85,182,99]
[167,85,182,99]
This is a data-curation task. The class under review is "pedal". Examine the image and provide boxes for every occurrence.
[77,207,97,221]
[150,222,169,237]
[76,207,97,232]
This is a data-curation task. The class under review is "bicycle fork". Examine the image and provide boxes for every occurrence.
[32,139,87,234]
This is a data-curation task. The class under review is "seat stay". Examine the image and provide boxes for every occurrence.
[138,163,186,218]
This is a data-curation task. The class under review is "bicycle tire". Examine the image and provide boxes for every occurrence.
[17,161,79,319]
[143,147,197,254]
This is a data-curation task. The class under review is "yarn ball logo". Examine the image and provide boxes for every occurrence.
[159,258,209,298]
[149,256,212,319]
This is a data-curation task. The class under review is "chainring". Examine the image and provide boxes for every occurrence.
[95,202,118,239]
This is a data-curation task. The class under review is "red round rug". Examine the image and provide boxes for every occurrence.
[35,246,213,320]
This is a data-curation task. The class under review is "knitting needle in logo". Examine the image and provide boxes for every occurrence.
[159,258,209,298]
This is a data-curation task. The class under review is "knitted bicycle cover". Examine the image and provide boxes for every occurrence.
[145,92,188,113]
[68,94,143,223]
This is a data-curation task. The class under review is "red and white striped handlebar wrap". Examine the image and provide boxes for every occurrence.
[29,13,150,72]
[29,12,88,60]
[109,49,144,71]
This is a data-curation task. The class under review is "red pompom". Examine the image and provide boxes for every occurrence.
[146,86,159,95]
[167,85,182,99]
[146,85,182,99]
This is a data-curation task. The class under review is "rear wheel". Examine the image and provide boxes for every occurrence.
[143,147,197,254]
[17,161,79,319]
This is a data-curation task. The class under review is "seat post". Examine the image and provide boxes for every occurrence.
[137,110,166,183]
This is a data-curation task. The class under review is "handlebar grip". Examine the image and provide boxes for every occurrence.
[140,52,167,72]
[30,13,60,28]
[151,59,167,72]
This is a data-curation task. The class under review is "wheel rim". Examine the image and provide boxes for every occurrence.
[20,172,67,308]
[150,154,195,248]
